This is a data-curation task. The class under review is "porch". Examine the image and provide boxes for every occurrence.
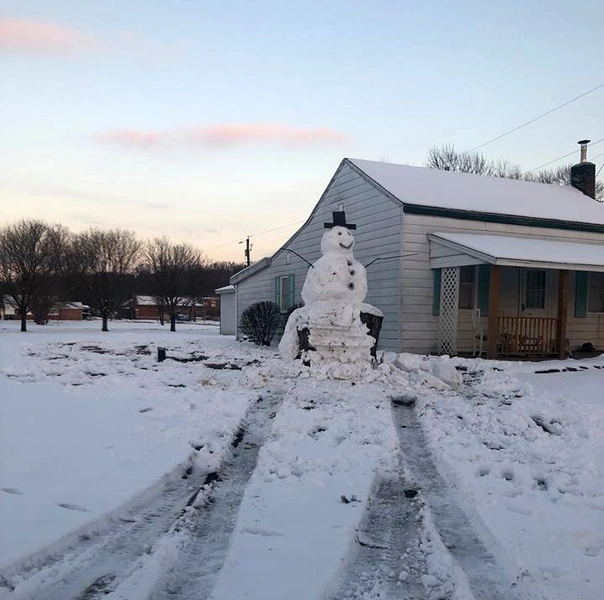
[429,232,604,359]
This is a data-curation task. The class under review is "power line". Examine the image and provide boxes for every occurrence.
[525,137,604,174]
[465,82,604,154]
[205,219,304,252]
[591,150,604,161]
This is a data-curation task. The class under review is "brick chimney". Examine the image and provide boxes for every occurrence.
[570,139,596,199]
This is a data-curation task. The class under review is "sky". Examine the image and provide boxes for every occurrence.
[1,0,603,263]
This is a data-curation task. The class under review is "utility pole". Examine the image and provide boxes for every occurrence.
[240,236,251,266]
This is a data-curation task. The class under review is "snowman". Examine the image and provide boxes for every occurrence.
[279,211,382,363]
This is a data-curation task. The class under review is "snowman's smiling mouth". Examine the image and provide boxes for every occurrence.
[339,242,353,249]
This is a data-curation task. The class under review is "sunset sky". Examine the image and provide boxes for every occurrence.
[1,0,603,262]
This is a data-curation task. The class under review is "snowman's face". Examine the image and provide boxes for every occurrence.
[320,226,355,255]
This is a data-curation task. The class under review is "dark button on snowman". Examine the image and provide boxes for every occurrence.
[279,210,382,365]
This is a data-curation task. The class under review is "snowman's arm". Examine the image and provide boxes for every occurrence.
[364,254,417,268]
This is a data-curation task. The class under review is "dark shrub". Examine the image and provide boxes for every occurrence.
[240,301,282,346]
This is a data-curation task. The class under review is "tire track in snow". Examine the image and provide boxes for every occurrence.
[1,393,277,600]
[393,400,520,600]
[144,390,283,600]
[325,474,426,600]
[1,463,210,600]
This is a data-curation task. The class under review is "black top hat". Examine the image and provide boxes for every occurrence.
[324,211,357,230]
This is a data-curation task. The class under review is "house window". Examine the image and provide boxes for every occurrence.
[275,274,295,312]
[458,266,475,309]
[588,272,604,313]
[525,269,546,309]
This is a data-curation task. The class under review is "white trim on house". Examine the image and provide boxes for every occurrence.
[428,233,604,272]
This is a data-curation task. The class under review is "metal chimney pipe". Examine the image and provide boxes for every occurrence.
[578,139,590,163]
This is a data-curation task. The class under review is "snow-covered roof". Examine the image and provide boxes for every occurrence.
[59,302,90,310]
[429,232,604,272]
[135,295,158,306]
[348,159,604,226]
[230,257,271,285]
[215,285,235,294]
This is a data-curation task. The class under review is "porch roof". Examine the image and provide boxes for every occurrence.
[428,232,604,272]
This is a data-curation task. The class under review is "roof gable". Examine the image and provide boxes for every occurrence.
[348,158,604,226]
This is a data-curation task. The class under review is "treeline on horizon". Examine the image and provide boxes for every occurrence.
[0,219,246,332]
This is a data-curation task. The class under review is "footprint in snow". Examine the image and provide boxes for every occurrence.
[57,502,89,512]
[2,487,24,495]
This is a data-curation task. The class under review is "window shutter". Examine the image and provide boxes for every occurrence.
[274,276,280,309]
[478,264,490,314]
[432,269,441,316]
[575,271,589,318]
[288,275,295,309]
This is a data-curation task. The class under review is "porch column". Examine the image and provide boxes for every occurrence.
[486,265,501,359]
[437,267,460,356]
[556,270,569,359]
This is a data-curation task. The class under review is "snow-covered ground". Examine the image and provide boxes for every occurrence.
[0,320,602,599]
[0,321,264,570]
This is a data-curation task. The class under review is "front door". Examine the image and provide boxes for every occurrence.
[520,268,549,317]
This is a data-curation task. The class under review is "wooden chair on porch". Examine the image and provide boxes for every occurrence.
[472,308,487,356]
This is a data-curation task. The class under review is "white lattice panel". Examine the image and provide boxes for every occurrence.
[438,267,460,355]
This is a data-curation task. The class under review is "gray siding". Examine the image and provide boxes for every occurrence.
[235,163,403,350]
[401,214,604,354]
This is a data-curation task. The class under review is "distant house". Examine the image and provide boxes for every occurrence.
[192,297,220,320]
[2,297,90,321]
[131,296,162,320]
[230,149,604,358]
[130,295,219,321]
[54,302,91,321]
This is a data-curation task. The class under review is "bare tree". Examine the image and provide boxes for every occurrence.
[144,238,204,332]
[426,145,603,201]
[0,220,66,332]
[31,225,71,325]
[426,144,522,178]
[73,229,140,332]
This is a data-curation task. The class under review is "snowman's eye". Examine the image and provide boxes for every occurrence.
[337,232,342,235]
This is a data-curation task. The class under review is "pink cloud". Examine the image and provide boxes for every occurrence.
[97,123,349,149]
[192,124,349,146]
[96,130,166,147]
[0,18,96,53]
[0,18,186,60]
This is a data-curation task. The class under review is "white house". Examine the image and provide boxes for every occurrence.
[230,150,604,358]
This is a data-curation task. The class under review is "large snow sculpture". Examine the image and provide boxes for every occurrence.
[279,211,383,364]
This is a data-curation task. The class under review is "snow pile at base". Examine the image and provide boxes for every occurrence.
[393,352,463,390]
[280,300,376,364]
